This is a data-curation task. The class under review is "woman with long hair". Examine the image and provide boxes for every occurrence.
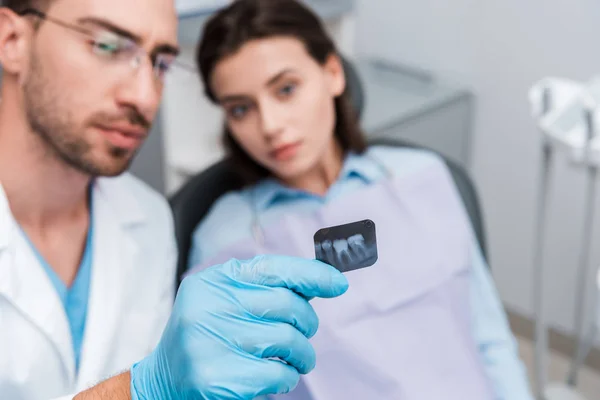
[186,1,533,398]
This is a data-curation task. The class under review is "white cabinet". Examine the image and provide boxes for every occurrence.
[356,59,474,168]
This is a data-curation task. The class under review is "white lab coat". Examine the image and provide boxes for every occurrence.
[0,173,177,400]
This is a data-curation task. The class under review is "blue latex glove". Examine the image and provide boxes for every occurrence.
[130,255,349,399]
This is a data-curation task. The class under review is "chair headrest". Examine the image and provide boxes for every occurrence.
[341,55,365,120]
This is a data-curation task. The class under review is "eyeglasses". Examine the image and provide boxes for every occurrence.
[19,8,193,83]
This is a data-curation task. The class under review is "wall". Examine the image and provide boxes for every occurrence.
[355,0,600,339]
[128,111,166,193]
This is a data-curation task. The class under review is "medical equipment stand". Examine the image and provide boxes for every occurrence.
[567,104,598,391]
[532,85,599,400]
[532,86,554,399]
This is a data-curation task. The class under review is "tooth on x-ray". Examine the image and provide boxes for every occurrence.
[314,242,323,259]
[347,234,368,258]
[333,239,354,266]
[321,239,334,260]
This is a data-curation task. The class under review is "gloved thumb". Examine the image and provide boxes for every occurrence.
[231,255,349,299]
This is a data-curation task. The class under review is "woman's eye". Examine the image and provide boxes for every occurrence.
[228,104,249,120]
[278,83,296,97]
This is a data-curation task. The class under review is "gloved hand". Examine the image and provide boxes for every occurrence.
[130,255,349,400]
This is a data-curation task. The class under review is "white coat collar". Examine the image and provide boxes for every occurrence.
[0,174,146,249]
[0,173,149,386]
[93,174,147,227]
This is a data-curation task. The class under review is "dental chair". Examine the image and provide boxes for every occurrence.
[169,56,488,288]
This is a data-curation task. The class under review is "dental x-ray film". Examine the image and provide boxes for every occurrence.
[313,219,378,273]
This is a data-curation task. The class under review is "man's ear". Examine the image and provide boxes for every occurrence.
[0,9,31,75]
[323,53,345,97]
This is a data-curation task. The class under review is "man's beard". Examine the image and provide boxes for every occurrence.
[22,54,142,177]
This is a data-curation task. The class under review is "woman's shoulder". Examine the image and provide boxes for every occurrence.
[203,189,254,225]
[365,144,448,176]
[189,188,255,267]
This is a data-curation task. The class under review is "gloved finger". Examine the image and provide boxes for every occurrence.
[240,322,317,374]
[252,359,301,397]
[245,287,319,338]
[234,255,349,299]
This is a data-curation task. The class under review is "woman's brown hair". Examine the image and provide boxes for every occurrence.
[196,0,367,185]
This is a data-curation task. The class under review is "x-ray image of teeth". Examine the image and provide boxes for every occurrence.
[314,234,377,272]
[314,219,378,272]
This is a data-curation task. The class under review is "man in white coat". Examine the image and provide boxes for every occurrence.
[0,0,349,399]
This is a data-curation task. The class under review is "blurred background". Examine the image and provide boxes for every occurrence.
[127,0,600,396]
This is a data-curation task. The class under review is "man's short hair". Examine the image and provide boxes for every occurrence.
[2,0,51,14]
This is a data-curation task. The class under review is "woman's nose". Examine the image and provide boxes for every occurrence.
[259,101,286,139]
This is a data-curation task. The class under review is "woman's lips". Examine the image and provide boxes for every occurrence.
[270,141,302,161]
